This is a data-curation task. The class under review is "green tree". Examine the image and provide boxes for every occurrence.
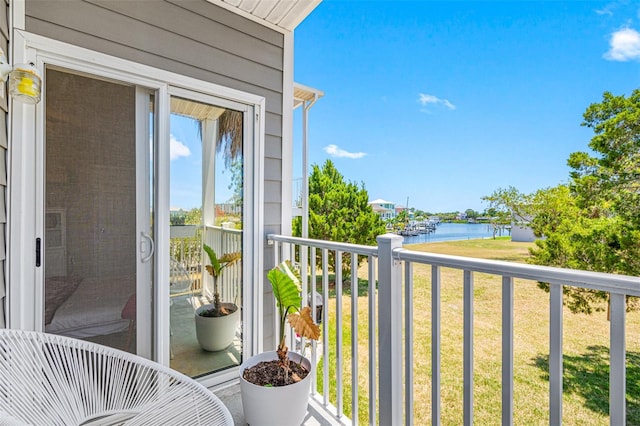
[228,160,243,210]
[464,209,479,219]
[293,160,386,273]
[481,186,532,238]
[391,209,409,231]
[184,207,202,225]
[529,90,640,314]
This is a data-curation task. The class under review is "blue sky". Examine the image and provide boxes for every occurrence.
[169,114,233,210]
[292,0,640,213]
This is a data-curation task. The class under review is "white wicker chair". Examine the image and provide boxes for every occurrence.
[0,329,233,425]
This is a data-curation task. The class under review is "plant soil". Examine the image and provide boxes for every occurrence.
[198,303,237,318]
[243,360,309,387]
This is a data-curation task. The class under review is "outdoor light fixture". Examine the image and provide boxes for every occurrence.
[0,49,42,104]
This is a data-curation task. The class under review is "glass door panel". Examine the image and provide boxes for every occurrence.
[43,68,153,356]
[169,96,244,377]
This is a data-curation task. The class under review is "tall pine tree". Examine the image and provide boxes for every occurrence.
[293,160,386,274]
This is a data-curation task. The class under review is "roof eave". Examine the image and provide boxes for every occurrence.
[206,0,322,33]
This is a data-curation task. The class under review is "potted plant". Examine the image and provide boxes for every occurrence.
[194,244,241,351]
[240,261,321,426]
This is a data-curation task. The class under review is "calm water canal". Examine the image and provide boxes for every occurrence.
[401,222,497,245]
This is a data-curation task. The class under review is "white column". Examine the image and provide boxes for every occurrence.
[202,119,217,228]
[201,119,217,297]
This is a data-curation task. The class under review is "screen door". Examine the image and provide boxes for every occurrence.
[43,67,154,357]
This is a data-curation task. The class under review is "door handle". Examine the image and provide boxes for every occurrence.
[140,232,155,263]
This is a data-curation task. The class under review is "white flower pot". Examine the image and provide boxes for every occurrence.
[240,350,312,426]
[194,303,239,351]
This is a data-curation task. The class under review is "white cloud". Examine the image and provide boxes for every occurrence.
[595,5,614,16]
[418,93,456,110]
[324,144,367,159]
[442,99,456,110]
[170,134,191,160]
[604,28,640,61]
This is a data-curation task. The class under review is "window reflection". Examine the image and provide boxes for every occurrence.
[169,97,244,377]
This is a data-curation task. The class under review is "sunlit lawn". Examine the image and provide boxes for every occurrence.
[316,237,640,425]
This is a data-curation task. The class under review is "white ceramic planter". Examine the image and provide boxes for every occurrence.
[194,303,239,351]
[240,350,312,426]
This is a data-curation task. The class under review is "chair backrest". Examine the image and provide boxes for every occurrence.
[0,329,233,425]
[170,256,192,296]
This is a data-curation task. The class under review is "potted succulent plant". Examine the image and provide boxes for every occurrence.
[240,261,321,426]
[194,244,241,351]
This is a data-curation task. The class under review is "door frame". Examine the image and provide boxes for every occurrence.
[7,30,265,382]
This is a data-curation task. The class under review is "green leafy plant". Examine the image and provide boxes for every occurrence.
[200,244,241,317]
[268,261,321,379]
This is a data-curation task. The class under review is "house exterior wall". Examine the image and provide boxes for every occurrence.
[22,0,283,345]
[0,0,7,328]
[512,225,536,242]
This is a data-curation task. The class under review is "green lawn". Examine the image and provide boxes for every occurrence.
[316,238,640,425]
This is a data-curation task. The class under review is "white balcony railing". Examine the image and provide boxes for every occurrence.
[169,225,242,302]
[267,233,640,426]
[203,225,242,304]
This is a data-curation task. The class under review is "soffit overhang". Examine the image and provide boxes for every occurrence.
[206,0,322,33]
[293,82,324,108]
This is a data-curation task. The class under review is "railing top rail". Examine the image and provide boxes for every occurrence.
[267,234,379,257]
[204,224,242,234]
[396,248,640,296]
[267,233,640,295]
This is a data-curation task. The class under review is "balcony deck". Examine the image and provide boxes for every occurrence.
[214,383,348,425]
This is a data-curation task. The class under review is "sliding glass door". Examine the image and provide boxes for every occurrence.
[42,68,250,378]
[14,38,264,384]
[168,94,245,377]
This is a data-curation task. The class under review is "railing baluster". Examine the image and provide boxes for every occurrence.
[432,265,441,426]
[610,292,626,426]
[288,243,296,352]
[368,255,377,426]
[351,252,359,426]
[322,248,330,408]
[463,270,474,426]
[549,283,563,425]
[273,241,280,351]
[336,250,343,418]
[311,247,318,397]
[405,261,414,426]
[502,276,513,426]
[301,244,309,353]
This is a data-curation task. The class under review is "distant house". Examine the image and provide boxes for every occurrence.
[369,199,396,221]
[511,214,536,242]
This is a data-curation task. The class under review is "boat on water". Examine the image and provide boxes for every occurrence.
[397,219,438,236]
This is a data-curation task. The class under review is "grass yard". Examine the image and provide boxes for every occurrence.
[316,238,640,425]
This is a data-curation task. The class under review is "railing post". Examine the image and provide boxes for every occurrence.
[377,233,404,426]
[610,293,626,426]
[549,283,563,425]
